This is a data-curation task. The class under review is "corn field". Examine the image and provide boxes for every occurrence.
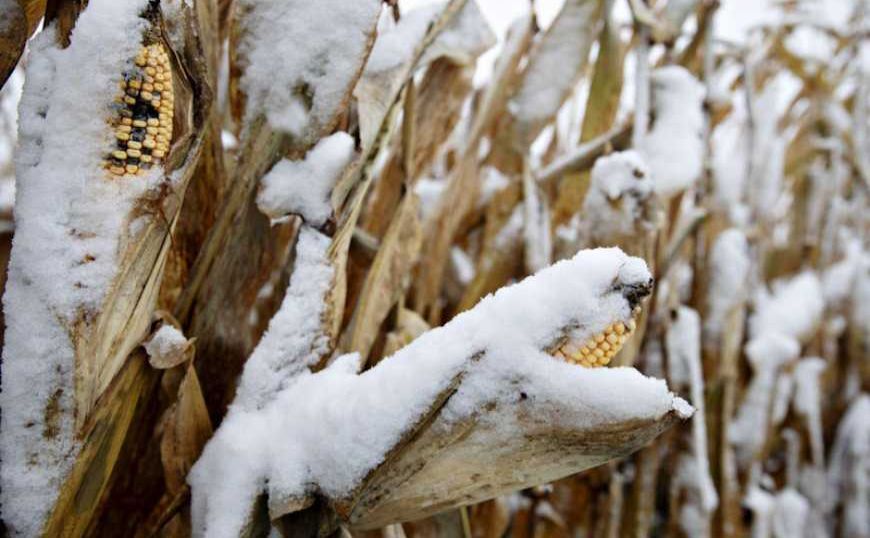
[0,0,867,537]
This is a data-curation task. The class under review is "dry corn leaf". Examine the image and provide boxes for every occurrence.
[553,5,625,226]
[361,59,472,237]
[353,0,476,151]
[509,0,604,148]
[21,0,47,35]
[0,0,26,89]
[342,194,423,362]
[382,308,431,358]
[457,182,523,312]
[160,363,213,495]
[413,158,482,321]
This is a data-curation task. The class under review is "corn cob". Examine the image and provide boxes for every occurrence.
[105,42,173,177]
[552,306,641,367]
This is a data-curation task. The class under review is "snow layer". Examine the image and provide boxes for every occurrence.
[822,239,866,309]
[667,307,719,536]
[233,228,334,411]
[190,248,684,537]
[772,488,810,538]
[730,334,800,465]
[750,272,824,343]
[827,395,869,538]
[144,324,189,364]
[581,150,655,239]
[235,0,380,137]
[0,2,161,535]
[744,483,777,538]
[792,357,826,466]
[640,66,706,197]
[256,132,355,225]
[705,229,750,340]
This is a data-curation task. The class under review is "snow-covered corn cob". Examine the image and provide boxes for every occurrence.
[552,306,641,367]
[105,42,173,176]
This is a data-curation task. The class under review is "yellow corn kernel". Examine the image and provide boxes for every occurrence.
[106,41,174,178]
[552,309,641,368]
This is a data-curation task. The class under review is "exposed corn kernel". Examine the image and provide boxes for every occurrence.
[105,41,174,178]
[552,308,642,368]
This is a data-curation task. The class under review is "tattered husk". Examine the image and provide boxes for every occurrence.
[412,14,533,320]
[508,0,604,149]
[266,314,686,534]
[338,392,684,530]
[73,7,198,429]
[256,268,686,532]
[552,3,625,226]
[40,4,212,535]
[341,194,423,362]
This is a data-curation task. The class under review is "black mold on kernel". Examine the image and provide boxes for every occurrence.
[105,42,173,178]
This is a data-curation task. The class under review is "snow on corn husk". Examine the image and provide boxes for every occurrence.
[0,1,200,534]
[190,247,688,536]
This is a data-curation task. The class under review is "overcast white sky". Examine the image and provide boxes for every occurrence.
[401,0,860,44]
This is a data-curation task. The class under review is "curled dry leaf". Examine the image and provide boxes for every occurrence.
[509,0,604,148]
[341,194,423,363]
[0,0,26,89]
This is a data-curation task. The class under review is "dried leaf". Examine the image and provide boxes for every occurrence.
[509,0,604,147]
[342,194,423,362]
[160,363,213,494]
[0,0,25,90]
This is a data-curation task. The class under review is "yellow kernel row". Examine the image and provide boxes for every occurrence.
[105,41,174,178]
[553,315,639,368]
